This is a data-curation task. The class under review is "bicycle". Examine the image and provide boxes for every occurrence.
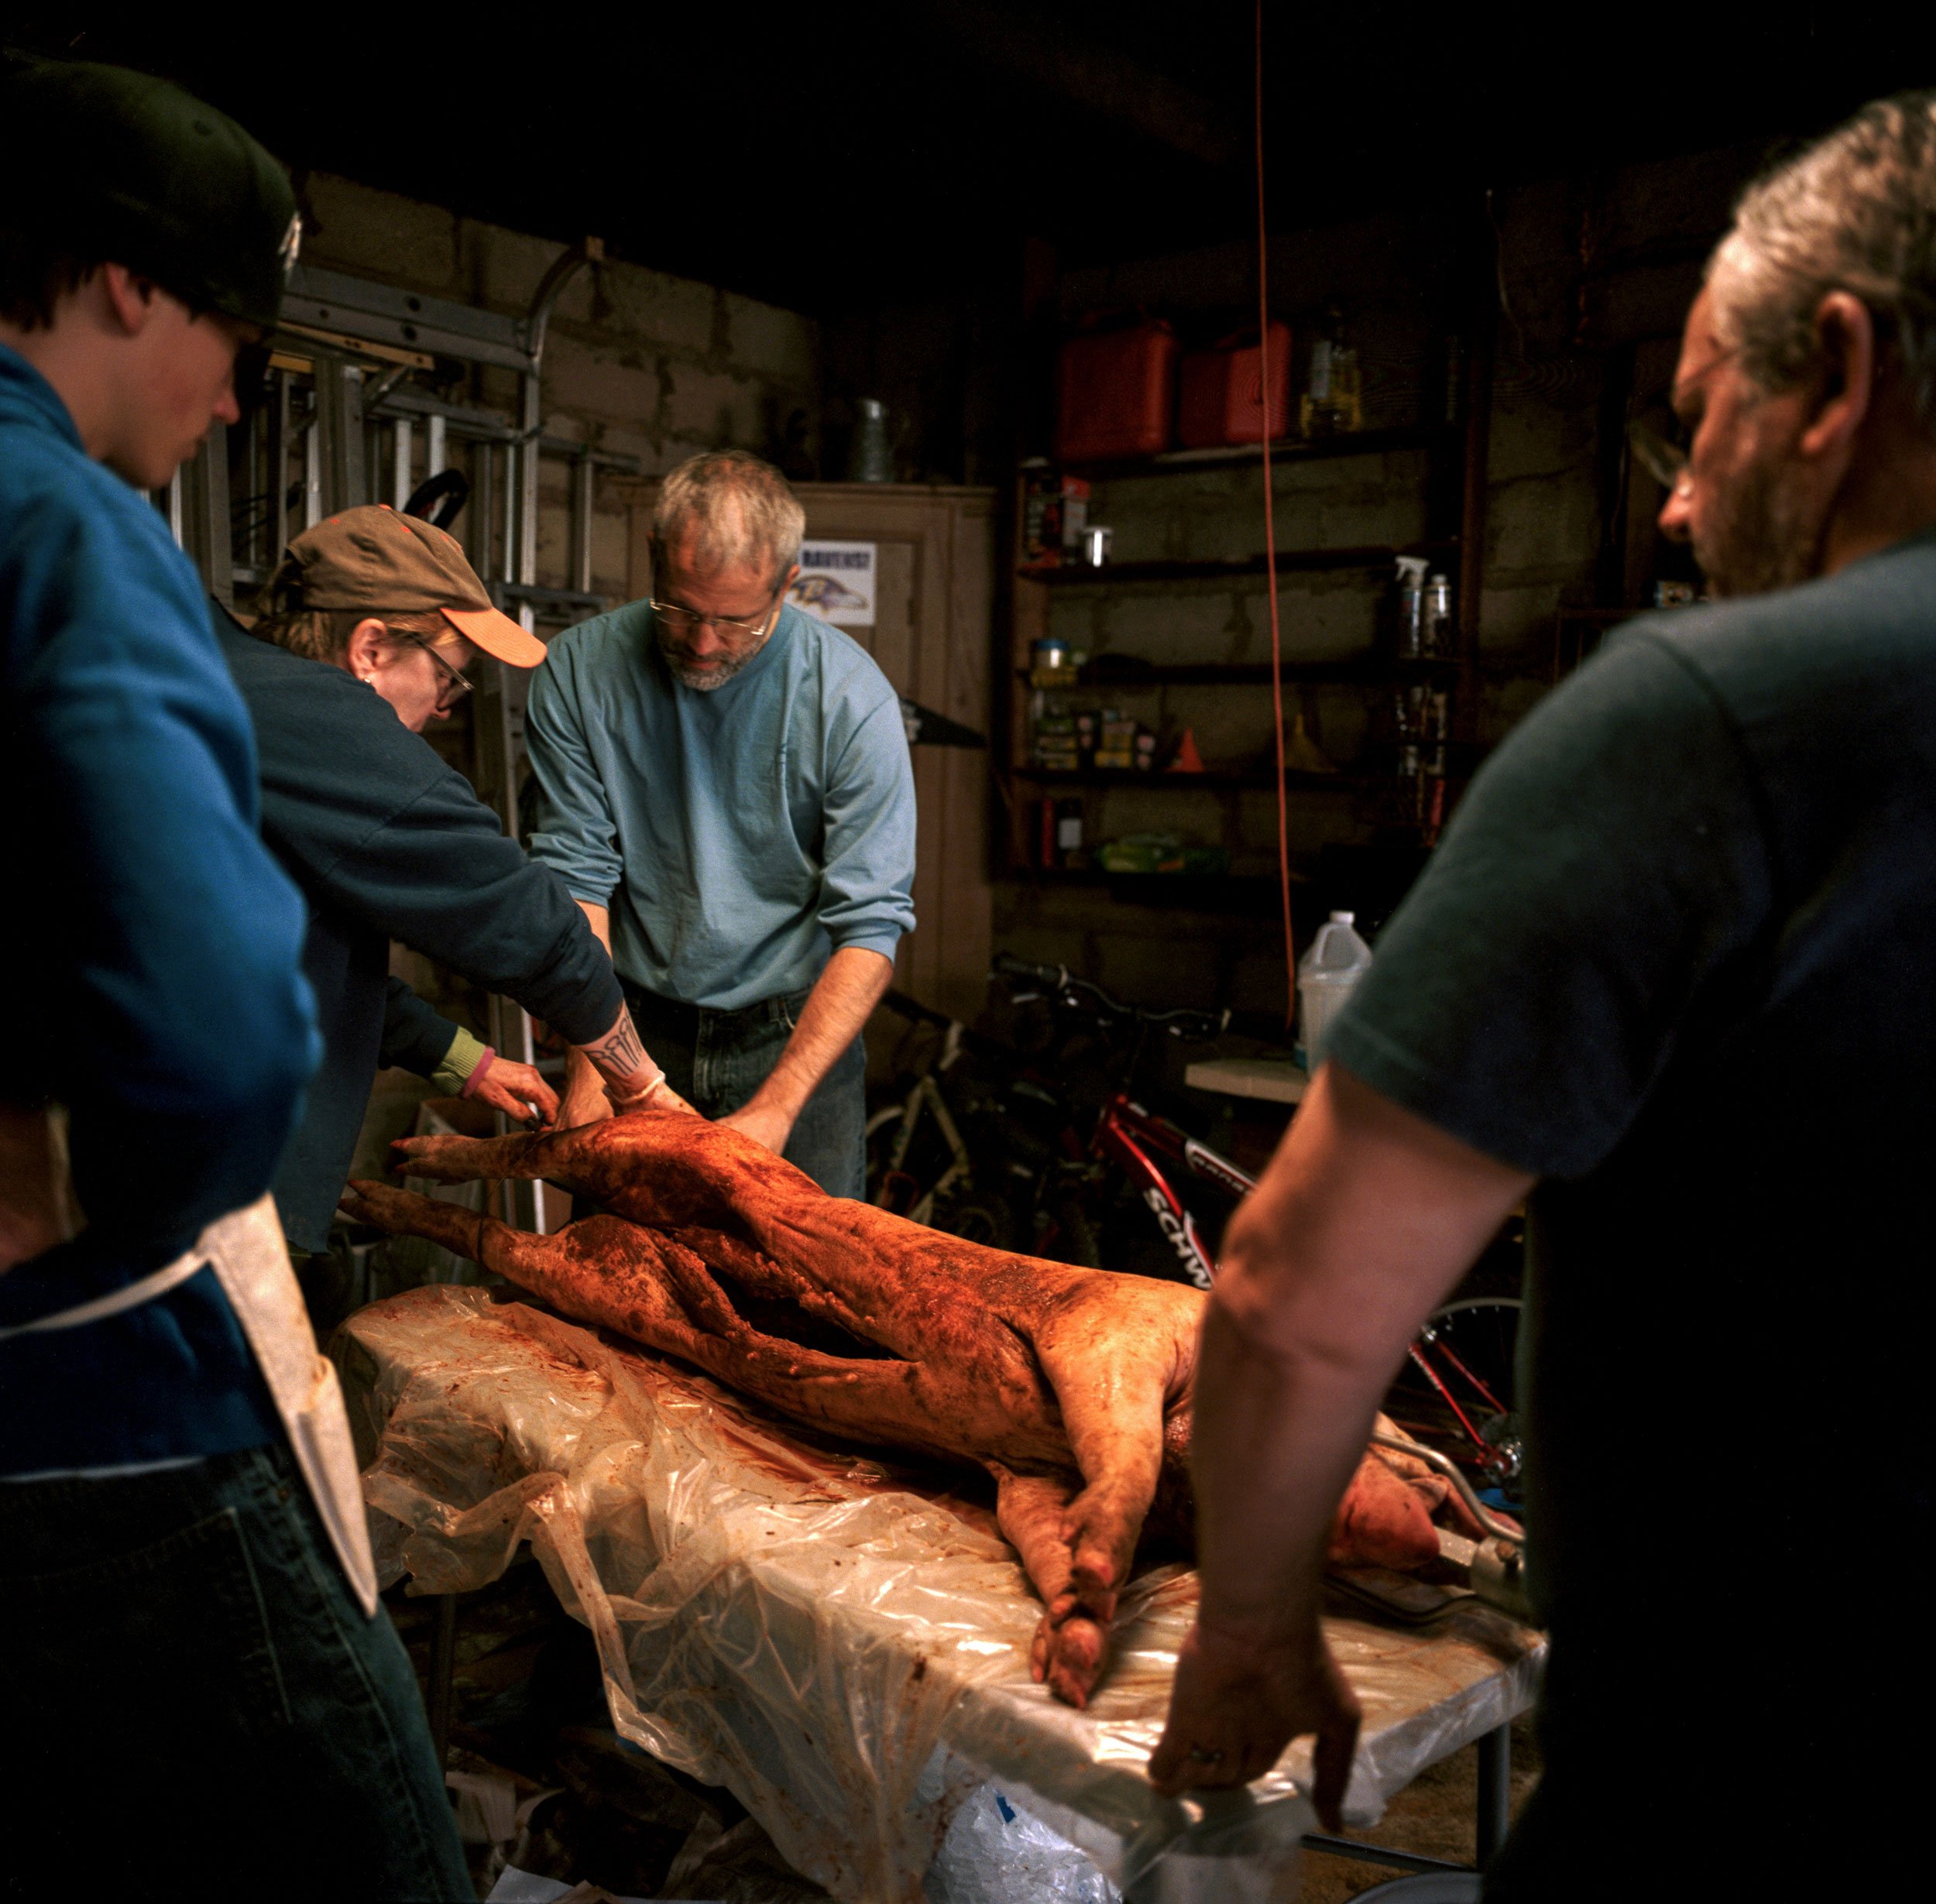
[863,959,1526,1500]
[988,955,1527,1501]
[987,955,1241,1290]
[864,997,1006,1242]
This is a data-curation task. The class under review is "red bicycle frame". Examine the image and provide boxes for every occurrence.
[1089,1089,1516,1481]
[1090,1090,1256,1292]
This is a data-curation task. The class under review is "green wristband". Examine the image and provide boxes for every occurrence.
[430,1026,489,1096]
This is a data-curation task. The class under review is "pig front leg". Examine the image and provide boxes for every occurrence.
[340,1178,488,1257]
[988,1463,1114,1709]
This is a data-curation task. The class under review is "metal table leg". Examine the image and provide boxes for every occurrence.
[1475,1720,1511,1865]
[427,1592,458,1770]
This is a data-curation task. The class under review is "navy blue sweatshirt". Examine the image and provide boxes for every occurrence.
[215,612,624,1247]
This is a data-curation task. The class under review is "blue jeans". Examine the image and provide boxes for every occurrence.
[625,980,866,1196]
[0,1441,470,1902]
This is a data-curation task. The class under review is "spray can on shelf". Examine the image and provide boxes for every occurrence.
[1426,689,1450,780]
[1395,682,1428,780]
[1424,572,1456,657]
[1301,307,1361,437]
[1395,555,1430,658]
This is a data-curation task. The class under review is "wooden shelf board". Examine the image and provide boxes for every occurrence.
[1012,766,1371,791]
[1018,657,1387,687]
[1185,1055,1310,1105]
[1058,423,1458,482]
[1000,868,1306,912]
[1021,539,1457,587]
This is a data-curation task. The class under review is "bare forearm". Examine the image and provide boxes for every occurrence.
[1190,1304,1389,1636]
[561,904,616,1108]
[744,946,894,1119]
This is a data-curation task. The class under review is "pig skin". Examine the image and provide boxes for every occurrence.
[343,1109,1481,1706]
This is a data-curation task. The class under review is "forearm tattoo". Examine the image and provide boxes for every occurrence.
[579,1010,658,1092]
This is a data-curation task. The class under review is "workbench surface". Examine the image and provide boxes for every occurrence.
[338,1284,1542,1902]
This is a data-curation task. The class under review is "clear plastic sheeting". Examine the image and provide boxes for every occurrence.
[926,1775,1120,1903]
[339,1285,1544,1904]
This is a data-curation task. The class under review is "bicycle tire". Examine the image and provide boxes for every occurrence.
[863,1105,907,1206]
[1426,1297,1523,1407]
[1030,1199,1107,1269]
[1387,1297,1524,1485]
[931,1192,1012,1250]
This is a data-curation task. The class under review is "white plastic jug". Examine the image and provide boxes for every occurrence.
[1297,911,1372,1069]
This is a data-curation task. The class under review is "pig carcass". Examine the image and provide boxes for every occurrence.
[343,1110,1485,1707]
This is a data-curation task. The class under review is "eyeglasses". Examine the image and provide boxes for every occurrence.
[649,595,777,640]
[393,629,472,707]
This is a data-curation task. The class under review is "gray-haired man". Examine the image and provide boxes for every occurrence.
[527,450,916,1194]
[1150,93,1936,1898]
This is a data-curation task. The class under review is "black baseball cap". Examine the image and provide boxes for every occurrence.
[0,57,297,332]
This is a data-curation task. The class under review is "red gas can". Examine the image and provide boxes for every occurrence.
[1054,317,1179,463]
[1176,321,1292,449]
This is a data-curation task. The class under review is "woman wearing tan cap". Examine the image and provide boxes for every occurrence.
[219,505,688,1324]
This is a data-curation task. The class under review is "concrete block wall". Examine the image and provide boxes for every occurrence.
[993,140,1771,1022]
[300,173,821,601]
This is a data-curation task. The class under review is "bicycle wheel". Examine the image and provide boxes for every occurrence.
[863,1105,904,1206]
[1385,1297,1523,1493]
[1032,1189,1100,1268]
[1426,1297,1522,1409]
[929,1191,1012,1250]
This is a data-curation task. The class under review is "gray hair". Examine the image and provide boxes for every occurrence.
[1708,91,1936,434]
[245,604,447,662]
[650,450,805,585]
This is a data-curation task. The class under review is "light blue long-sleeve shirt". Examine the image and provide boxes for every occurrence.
[525,600,916,1010]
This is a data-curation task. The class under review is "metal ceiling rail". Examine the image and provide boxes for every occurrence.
[283,264,536,376]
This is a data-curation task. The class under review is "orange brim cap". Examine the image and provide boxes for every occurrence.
[441,604,549,668]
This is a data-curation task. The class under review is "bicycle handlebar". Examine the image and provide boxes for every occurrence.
[991,953,1229,1041]
[992,952,1069,990]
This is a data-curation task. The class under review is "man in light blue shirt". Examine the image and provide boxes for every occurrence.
[527,450,915,1193]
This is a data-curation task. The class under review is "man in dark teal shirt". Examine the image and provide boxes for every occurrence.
[1152,94,1936,1899]
[0,59,469,1901]
[223,503,683,1271]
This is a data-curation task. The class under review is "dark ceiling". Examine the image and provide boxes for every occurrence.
[5,3,1932,314]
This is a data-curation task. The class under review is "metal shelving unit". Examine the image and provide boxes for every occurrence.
[162,244,644,1238]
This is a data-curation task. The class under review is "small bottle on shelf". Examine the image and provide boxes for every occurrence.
[1300,307,1361,437]
[1423,573,1456,657]
[1056,797,1085,868]
[1394,555,1429,658]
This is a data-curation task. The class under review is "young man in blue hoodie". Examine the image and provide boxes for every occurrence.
[0,59,470,1900]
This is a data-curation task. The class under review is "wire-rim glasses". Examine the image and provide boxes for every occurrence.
[392,628,473,707]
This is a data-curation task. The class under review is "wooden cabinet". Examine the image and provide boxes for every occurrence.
[620,481,997,1023]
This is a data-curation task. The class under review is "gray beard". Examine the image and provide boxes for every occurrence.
[1694,455,1824,600]
[658,640,753,691]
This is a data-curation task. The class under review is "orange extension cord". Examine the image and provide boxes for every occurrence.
[1254,0,1295,1022]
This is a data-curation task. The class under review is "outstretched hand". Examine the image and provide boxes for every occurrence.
[469,1058,557,1129]
[716,1098,796,1156]
[558,1083,613,1130]
[1148,1617,1361,1830]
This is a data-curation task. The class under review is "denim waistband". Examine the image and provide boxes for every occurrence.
[620,981,807,1045]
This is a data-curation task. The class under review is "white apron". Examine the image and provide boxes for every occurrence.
[0,1104,379,1617]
